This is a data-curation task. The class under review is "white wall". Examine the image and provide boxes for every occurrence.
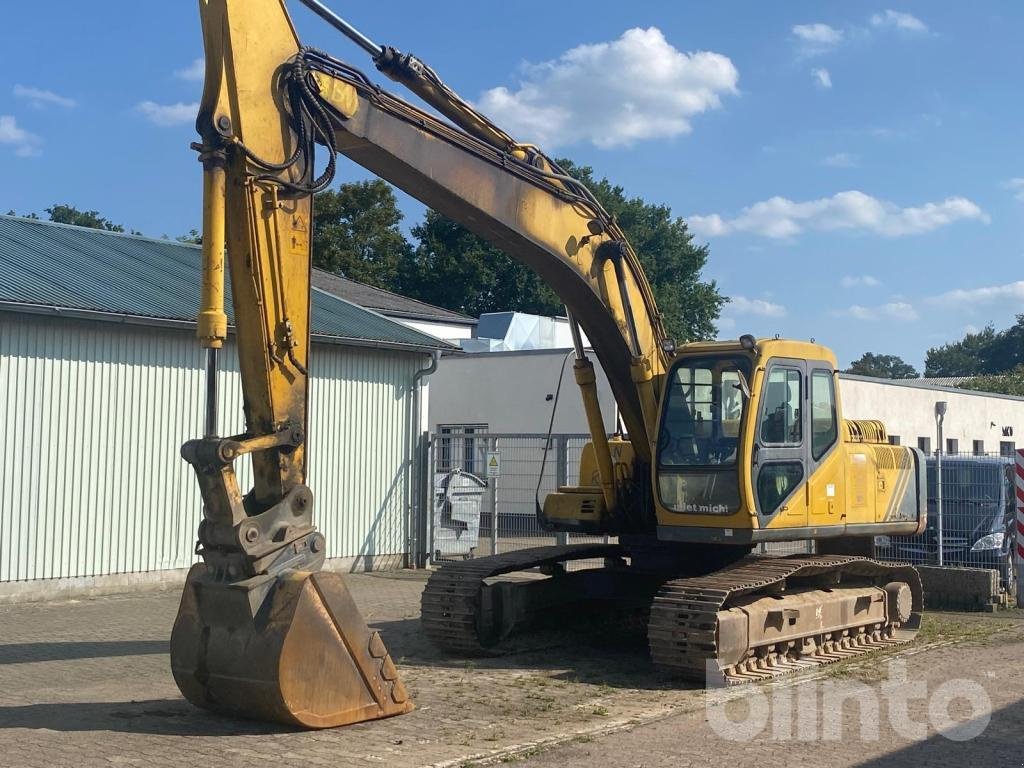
[839,375,1022,452]
[429,349,617,435]
[429,350,1024,451]
[0,312,423,582]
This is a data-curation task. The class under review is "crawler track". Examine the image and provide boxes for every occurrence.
[647,555,923,684]
[420,543,626,654]
[422,549,922,685]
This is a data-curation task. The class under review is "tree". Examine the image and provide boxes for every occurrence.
[402,158,724,338]
[925,316,1024,377]
[957,364,1024,397]
[556,160,724,341]
[311,180,411,288]
[400,210,561,317]
[845,352,919,379]
[176,229,202,245]
[45,204,125,232]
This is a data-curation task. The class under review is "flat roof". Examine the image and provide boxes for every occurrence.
[839,372,1024,402]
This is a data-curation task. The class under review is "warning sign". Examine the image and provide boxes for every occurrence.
[486,451,501,478]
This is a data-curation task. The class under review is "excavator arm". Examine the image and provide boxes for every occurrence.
[172,0,672,728]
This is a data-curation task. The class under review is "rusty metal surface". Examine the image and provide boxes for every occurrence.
[647,555,923,683]
[420,543,626,654]
[171,565,413,728]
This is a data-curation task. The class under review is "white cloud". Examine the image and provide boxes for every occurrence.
[136,101,198,126]
[0,115,42,156]
[792,23,843,55]
[823,152,858,167]
[811,68,832,89]
[727,295,787,318]
[838,302,919,321]
[870,10,928,33]
[1002,177,1024,202]
[174,59,205,82]
[792,23,843,45]
[476,27,738,149]
[13,85,76,109]
[929,280,1024,307]
[841,275,881,288]
[688,191,988,240]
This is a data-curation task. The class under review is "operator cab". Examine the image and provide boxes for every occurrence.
[656,353,751,515]
[655,337,842,527]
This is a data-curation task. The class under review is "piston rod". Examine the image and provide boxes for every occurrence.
[204,347,219,438]
[294,0,383,57]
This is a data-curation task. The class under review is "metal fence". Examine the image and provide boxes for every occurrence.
[426,437,1015,592]
[874,451,1017,591]
[427,432,609,562]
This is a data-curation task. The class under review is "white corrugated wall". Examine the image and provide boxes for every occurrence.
[0,312,422,582]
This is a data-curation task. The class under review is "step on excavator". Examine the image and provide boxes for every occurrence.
[172,0,926,728]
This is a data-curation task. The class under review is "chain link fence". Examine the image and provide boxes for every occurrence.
[874,451,1017,592]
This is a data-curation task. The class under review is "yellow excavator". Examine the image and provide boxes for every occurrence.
[172,0,926,729]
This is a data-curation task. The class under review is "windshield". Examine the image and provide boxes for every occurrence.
[926,461,1008,504]
[658,356,752,468]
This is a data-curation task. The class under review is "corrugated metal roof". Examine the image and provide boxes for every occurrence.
[311,269,475,325]
[0,215,450,352]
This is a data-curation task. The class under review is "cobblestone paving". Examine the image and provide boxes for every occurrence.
[0,573,1020,768]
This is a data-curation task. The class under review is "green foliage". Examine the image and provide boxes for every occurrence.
[176,229,202,245]
[399,159,723,338]
[45,203,125,232]
[312,180,411,287]
[400,210,561,317]
[554,159,724,341]
[925,315,1024,376]
[957,364,1024,397]
[845,352,919,379]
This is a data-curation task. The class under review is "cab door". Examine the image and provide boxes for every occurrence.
[806,364,845,528]
[753,359,809,530]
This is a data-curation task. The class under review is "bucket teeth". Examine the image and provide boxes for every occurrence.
[170,564,414,728]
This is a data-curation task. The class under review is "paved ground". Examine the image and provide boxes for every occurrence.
[0,571,1021,768]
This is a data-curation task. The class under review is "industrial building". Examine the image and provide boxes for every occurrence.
[0,215,449,599]
[430,346,1024,455]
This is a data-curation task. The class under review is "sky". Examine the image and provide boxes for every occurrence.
[1,1,1021,371]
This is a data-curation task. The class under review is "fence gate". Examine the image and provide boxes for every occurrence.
[427,432,610,562]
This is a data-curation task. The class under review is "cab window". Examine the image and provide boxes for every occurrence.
[810,370,838,460]
[657,355,751,515]
[658,356,751,468]
[759,367,802,445]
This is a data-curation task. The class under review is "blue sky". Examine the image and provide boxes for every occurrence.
[1,2,1021,370]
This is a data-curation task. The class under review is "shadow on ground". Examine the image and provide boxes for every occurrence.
[373,616,694,693]
[0,699,295,735]
[853,698,1021,767]
[0,640,168,665]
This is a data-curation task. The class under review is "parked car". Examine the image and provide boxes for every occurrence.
[876,456,1016,590]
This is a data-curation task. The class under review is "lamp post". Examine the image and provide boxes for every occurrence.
[935,401,947,567]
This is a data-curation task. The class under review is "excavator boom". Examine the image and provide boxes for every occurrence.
[170,0,924,728]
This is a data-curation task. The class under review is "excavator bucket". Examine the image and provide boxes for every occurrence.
[170,565,413,728]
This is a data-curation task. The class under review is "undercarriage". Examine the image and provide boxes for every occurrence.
[421,544,922,684]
